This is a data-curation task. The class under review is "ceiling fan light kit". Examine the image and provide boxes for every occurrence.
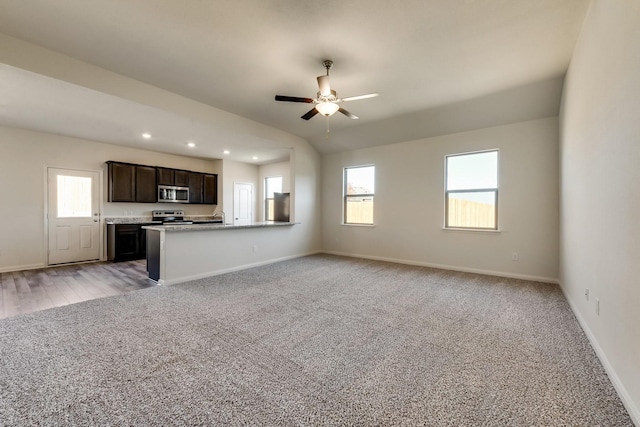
[275,59,378,121]
[315,102,340,116]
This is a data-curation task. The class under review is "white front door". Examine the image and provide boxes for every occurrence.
[47,168,101,265]
[233,182,253,225]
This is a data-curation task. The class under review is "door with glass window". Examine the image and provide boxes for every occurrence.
[47,168,101,265]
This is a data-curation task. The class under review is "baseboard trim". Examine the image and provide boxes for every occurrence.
[322,251,559,284]
[559,283,640,426]
[160,251,322,286]
[0,262,46,273]
[0,257,109,274]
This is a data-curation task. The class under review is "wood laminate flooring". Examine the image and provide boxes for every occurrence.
[0,260,155,320]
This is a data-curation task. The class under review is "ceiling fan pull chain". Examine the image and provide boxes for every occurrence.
[326,116,331,139]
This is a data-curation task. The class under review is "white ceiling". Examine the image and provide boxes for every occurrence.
[0,0,590,160]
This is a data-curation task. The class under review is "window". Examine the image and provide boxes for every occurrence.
[264,176,283,221]
[445,150,498,230]
[57,175,92,217]
[344,165,375,225]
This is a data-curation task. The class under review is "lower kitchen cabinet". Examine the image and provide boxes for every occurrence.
[107,223,149,262]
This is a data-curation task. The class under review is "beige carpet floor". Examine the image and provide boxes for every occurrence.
[0,254,633,425]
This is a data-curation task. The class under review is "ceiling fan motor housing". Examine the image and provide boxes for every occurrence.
[317,89,337,102]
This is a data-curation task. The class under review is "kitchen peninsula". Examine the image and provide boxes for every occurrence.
[143,222,296,284]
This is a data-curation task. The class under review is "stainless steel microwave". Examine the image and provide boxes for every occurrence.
[158,185,189,203]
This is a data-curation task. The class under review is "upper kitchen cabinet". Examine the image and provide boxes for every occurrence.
[156,167,174,186]
[157,167,190,187]
[107,161,156,203]
[108,161,217,204]
[135,165,157,203]
[203,174,218,205]
[107,161,135,202]
[188,172,204,204]
[175,170,190,187]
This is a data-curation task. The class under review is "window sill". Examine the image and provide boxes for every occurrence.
[342,223,375,227]
[442,227,501,233]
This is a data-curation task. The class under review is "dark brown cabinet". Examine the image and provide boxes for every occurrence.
[157,167,190,187]
[203,174,218,205]
[108,161,217,205]
[156,167,174,186]
[107,223,148,262]
[136,165,157,203]
[189,172,204,204]
[108,162,136,202]
[107,161,157,203]
[175,170,189,187]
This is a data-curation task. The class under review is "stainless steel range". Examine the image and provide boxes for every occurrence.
[152,210,193,225]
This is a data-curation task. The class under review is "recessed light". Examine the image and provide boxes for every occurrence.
[187,142,196,148]
[142,133,152,139]
[252,156,258,160]
[223,150,230,155]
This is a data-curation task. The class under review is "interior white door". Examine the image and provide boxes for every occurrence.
[47,168,101,265]
[233,182,253,225]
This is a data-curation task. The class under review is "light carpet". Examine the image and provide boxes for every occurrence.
[0,254,633,425]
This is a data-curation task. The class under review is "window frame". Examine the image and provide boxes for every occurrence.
[444,149,499,231]
[343,164,375,226]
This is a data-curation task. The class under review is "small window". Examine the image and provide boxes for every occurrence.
[264,176,283,221]
[445,150,498,230]
[344,165,375,225]
[57,175,92,218]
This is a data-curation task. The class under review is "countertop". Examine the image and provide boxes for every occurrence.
[142,221,296,232]
[105,216,222,225]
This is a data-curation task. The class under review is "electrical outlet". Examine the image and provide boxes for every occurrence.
[511,252,519,261]
[252,245,258,253]
[585,288,589,301]
[595,299,600,315]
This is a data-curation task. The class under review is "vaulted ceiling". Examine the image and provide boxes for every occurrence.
[0,0,590,160]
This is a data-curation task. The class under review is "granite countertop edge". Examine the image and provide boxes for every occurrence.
[142,222,297,231]
[105,216,219,225]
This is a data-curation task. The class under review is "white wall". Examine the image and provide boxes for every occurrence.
[322,117,559,282]
[559,1,640,423]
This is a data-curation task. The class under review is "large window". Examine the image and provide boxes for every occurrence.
[344,165,375,225]
[264,176,283,221]
[445,150,498,230]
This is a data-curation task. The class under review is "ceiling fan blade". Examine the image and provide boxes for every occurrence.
[275,95,314,103]
[338,108,359,119]
[301,108,319,120]
[317,75,332,97]
[340,93,379,102]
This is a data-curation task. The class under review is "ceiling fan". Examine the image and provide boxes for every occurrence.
[275,60,378,121]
